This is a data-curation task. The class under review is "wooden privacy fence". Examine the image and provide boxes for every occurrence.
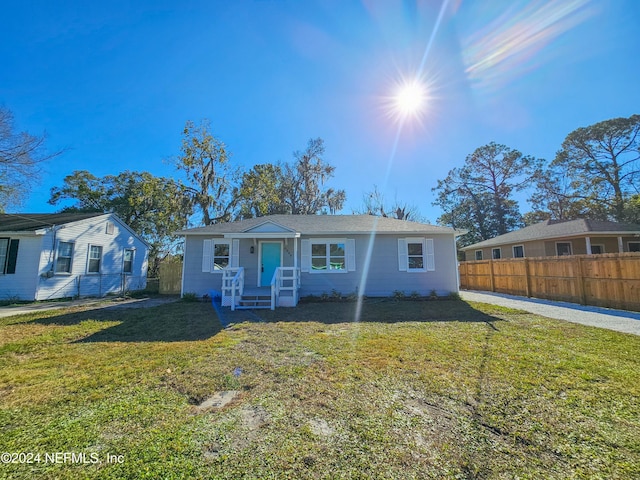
[459,253,640,312]
[159,262,182,294]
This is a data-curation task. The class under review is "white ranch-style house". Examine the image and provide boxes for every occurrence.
[177,214,461,310]
[0,212,149,301]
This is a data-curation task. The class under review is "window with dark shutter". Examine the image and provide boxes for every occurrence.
[6,239,19,274]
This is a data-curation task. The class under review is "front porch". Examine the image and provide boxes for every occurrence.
[221,266,300,310]
[216,222,302,310]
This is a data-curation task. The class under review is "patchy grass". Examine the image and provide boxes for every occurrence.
[0,299,639,479]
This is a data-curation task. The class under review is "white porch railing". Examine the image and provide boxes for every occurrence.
[222,267,244,311]
[270,267,300,310]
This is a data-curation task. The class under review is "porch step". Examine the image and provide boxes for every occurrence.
[236,295,273,309]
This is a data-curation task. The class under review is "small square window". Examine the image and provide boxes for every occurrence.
[513,245,524,258]
[475,250,483,261]
[629,242,640,252]
[492,248,501,259]
[556,242,572,256]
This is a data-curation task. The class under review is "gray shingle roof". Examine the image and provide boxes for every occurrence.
[461,219,640,250]
[177,214,456,236]
[0,212,106,232]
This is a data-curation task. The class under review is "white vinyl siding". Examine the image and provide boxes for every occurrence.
[23,214,149,301]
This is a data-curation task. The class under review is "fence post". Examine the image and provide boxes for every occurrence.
[575,256,586,305]
[524,258,531,297]
[489,259,495,292]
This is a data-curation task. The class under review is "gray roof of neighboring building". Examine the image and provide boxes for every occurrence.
[461,219,640,250]
[177,214,458,236]
[0,212,106,232]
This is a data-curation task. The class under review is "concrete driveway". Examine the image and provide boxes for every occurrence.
[0,296,179,319]
[460,290,640,336]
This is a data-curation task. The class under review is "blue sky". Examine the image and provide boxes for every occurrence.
[2,0,639,223]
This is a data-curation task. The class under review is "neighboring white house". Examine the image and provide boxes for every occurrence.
[0,212,149,301]
[177,214,461,309]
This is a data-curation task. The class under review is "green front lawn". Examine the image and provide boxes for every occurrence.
[1,299,639,479]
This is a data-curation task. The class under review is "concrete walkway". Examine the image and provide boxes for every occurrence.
[460,290,640,336]
[0,296,179,319]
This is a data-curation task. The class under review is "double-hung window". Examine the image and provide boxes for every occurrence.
[55,241,74,273]
[88,245,103,273]
[408,241,425,269]
[213,242,230,270]
[123,249,134,274]
[202,239,237,272]
[301,238,355,273]
[0,238,19,274]
[311,241,346,271]
[398,238,435,272]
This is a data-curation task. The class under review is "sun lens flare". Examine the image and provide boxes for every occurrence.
[387,78,430,123]
[395,81,426,115]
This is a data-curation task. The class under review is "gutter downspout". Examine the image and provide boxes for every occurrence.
[35,225,61,301]
[453,229,468,292]
[180,237,187,298]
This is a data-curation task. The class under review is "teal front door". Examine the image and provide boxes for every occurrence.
[260,242,281,286]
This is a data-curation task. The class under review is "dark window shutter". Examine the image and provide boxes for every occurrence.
[6,239,19,274]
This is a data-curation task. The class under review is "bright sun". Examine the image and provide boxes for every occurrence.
[394,80,428,118]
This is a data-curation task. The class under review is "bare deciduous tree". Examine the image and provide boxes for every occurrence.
[0,106,63,211]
